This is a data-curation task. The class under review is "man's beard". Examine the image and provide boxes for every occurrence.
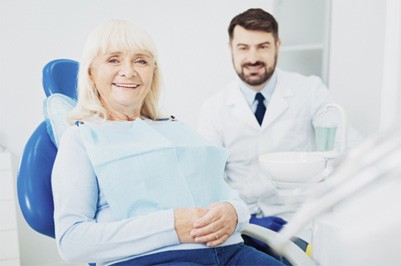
[236,56,277,86]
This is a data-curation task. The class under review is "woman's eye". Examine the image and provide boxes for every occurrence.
[135,59,148,66]
[107,58,120,64]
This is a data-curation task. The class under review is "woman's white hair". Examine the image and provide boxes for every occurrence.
[70,19,161,122]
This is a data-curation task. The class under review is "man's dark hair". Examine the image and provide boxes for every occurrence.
[228,8,279,41]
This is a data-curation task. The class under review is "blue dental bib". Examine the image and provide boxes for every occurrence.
[79,119,233,220]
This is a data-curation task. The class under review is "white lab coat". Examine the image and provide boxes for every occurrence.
[197,69,332,224]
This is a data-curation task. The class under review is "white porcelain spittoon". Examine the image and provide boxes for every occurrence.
[259,104,349,190]
[259,152,326,189]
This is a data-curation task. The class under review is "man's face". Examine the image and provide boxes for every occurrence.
[229,26,280,91]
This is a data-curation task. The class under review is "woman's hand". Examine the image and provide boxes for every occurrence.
[190,202,238,247]
[174,208,208,243]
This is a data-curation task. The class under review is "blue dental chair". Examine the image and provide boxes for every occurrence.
[16,59,315,266]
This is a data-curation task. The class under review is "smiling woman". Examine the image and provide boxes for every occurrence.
[71,20,161,123]
[50,19,285,266]
[90,50,156,121]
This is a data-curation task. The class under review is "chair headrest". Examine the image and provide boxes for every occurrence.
[42,59,79,99]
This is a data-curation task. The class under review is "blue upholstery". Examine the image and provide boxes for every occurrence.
[18,121,57,238]
[17,59,79,238]
[42,59,78,99]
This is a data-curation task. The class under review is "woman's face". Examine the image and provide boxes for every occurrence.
[90,49,155,118]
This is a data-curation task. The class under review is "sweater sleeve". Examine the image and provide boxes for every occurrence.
[52,126,180,264]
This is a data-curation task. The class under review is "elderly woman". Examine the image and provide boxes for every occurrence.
[51,19,284,266]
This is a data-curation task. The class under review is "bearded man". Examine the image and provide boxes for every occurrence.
[197,8,359,261]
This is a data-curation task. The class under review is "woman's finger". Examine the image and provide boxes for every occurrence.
[191,218,222,239]
[194,228,227,244]
[206,233,230,247]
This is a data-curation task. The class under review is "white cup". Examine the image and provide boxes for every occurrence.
[314,125,337,151]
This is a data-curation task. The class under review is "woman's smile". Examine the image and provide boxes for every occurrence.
[112,83,140,89]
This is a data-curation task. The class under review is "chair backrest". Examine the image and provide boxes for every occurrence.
[17,59,79,238]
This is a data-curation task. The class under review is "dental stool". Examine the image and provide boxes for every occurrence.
[17,59,315,266]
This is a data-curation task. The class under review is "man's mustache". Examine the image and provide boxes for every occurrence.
[243,61,266,67]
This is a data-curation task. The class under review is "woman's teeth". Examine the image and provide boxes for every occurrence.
[114,83,139,88]
[113,83,139,89]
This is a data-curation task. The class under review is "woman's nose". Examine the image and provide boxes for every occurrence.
[119,62,137,78]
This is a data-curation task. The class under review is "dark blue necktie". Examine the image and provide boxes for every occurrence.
[255,92,266,126]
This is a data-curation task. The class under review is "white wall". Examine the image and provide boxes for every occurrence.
[328,0,391,137]
[380,0,401,129]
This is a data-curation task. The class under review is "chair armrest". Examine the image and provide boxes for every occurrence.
[241,224,316,266]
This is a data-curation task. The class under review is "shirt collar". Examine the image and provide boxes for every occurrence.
[239,71,277,107]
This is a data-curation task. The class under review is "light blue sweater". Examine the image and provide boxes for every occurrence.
[52,119,249,266]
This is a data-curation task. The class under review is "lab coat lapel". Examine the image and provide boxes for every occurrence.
[262,75,293,130]
[226,82,260,129]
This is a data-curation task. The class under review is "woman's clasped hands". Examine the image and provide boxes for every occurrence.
[174,202,238,247]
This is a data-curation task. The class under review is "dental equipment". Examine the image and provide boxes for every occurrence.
[276,123,401,251]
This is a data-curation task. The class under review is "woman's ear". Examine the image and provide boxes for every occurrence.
[88,67,96,85]
[88,67,97,89]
